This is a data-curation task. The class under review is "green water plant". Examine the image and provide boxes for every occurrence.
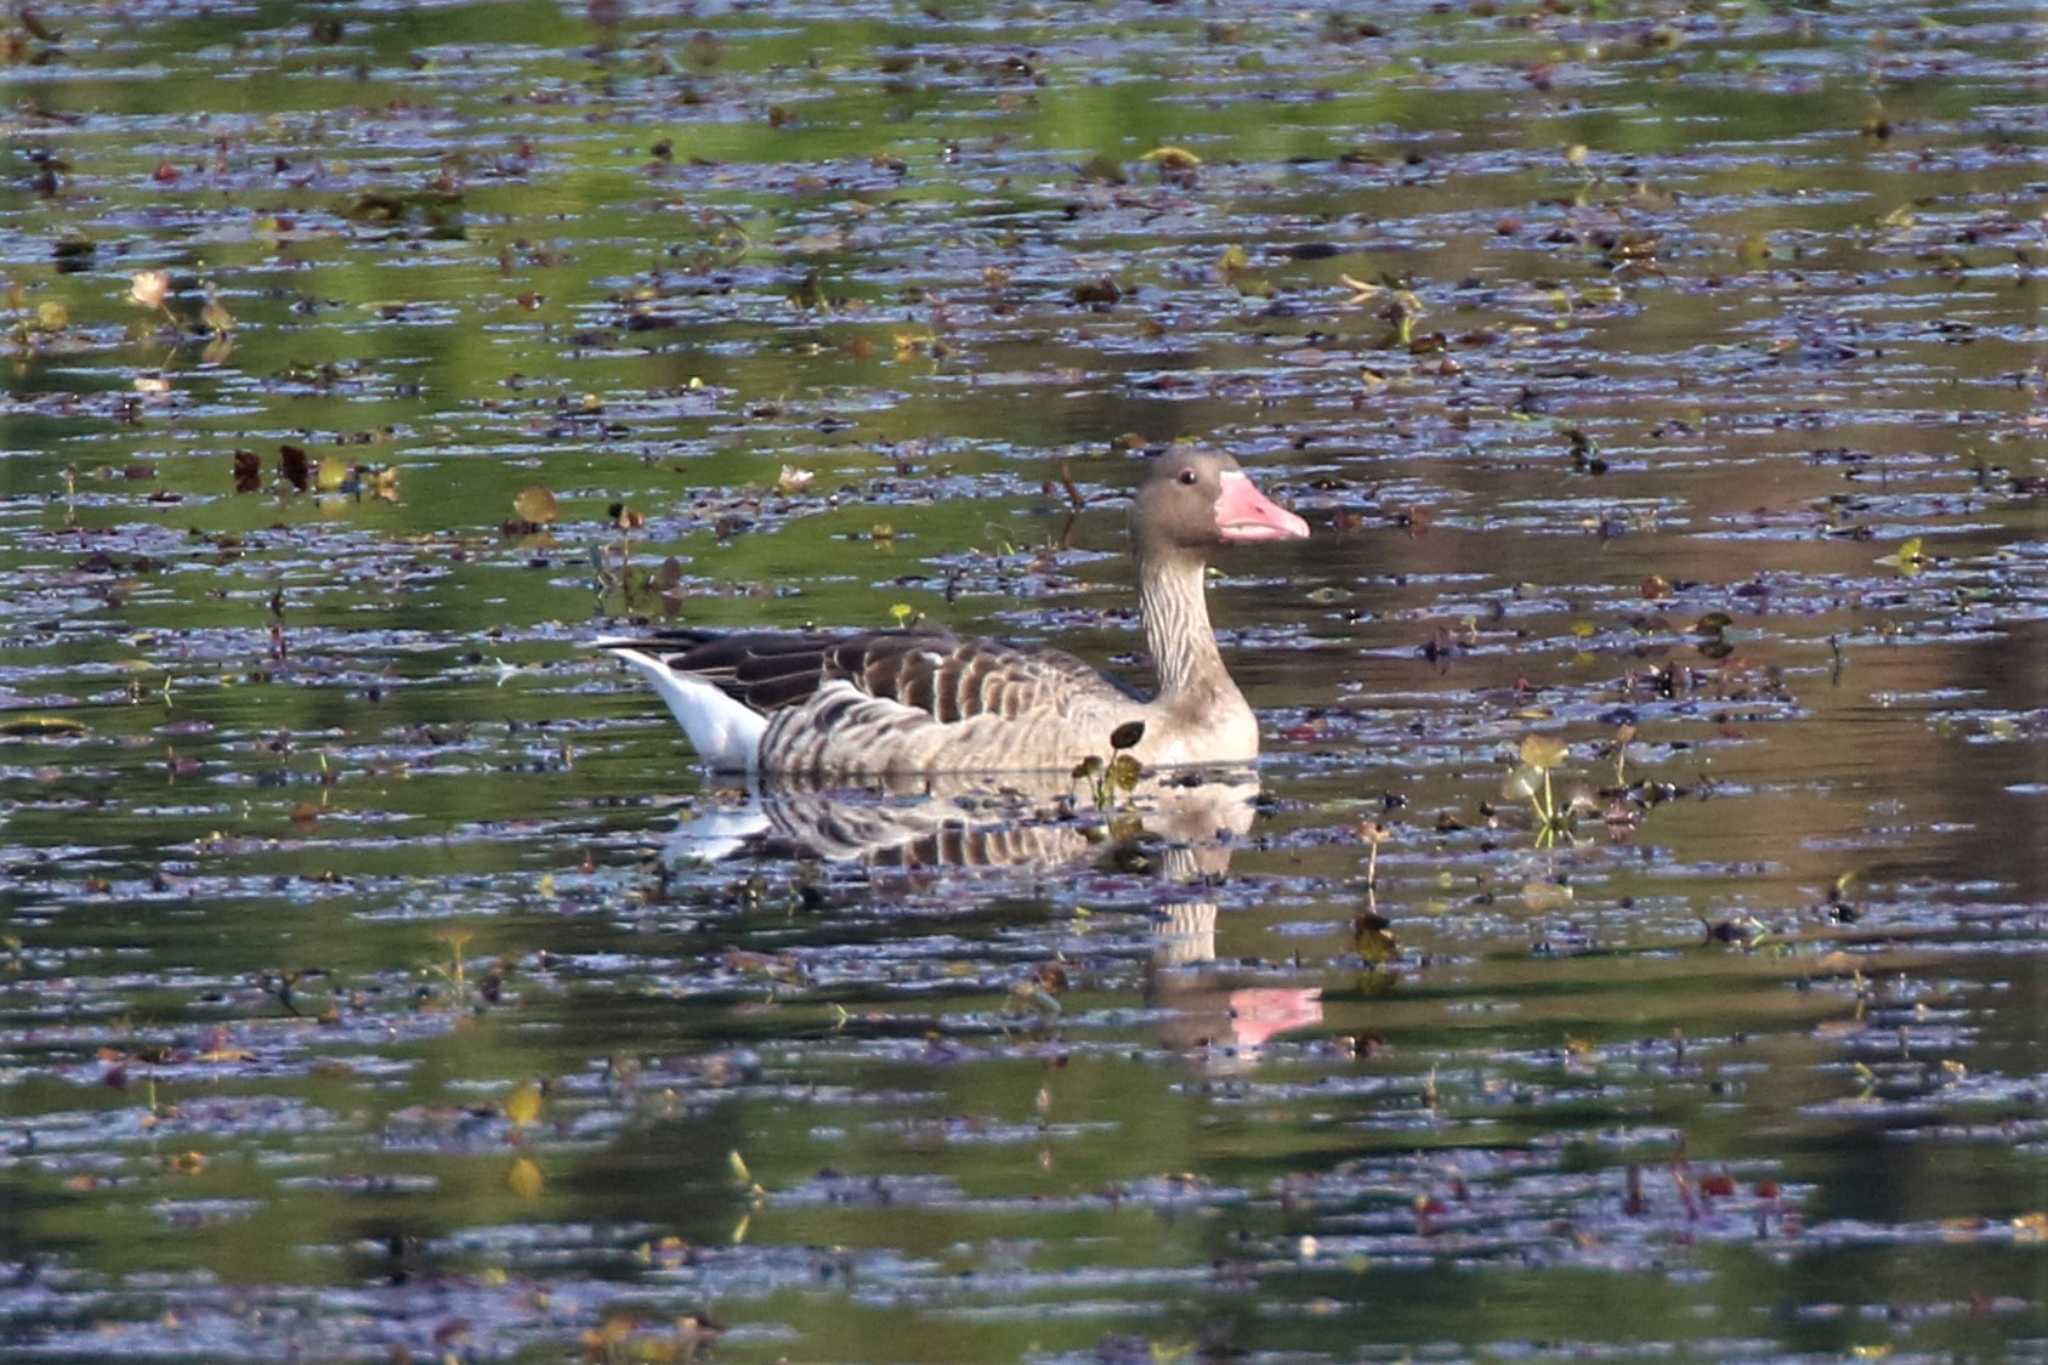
[421,927,480,1009]
[1876,535,1931,577]
[1504,734,1574,846]
[1072,720,1145,812]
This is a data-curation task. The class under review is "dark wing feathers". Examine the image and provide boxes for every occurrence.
[603,627,1132,722]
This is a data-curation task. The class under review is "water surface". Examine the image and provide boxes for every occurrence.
[2,0,2045,1359]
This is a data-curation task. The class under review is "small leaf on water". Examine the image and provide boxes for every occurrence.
[1519,735,1569,771]
[279,444,311,492]
[1520,881,1575,912]
[1108,752,1142,794]
[503,1080,544,1128]
[1076,153,1126,185]
[727,1149,751,1184]
[1072,755,1104,781]
[35,300,69,330]
[0,714,88,738]
[513,485,559,525]
[1339,273,1379,304]
[776,464,814,493]
[314,455,349,493]
[128,270,170,311]
[1881,535,1928,577]
[1108,721,1145,752]
[506,1156,545,1200]
[231,449,262,493]
[1140,145,1201,170]
[1071,276,1121,306]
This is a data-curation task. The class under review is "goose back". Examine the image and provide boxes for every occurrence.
[602,626,1149,774]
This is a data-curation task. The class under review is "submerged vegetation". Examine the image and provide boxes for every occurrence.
[0,0,2044,1359]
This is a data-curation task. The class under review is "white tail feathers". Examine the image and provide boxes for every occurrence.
[661,801,771,864]
[598,643,765,772]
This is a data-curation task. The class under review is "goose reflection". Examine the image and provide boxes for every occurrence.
[662,769,1322,1061]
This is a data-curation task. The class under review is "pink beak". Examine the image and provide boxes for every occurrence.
[1214,470,1310,543]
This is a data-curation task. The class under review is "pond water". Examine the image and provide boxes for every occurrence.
[2,0,2045,1359]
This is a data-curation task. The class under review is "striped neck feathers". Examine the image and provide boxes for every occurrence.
[1136,550,1233,703]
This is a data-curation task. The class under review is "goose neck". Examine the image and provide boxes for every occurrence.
[1137,553,1229,701]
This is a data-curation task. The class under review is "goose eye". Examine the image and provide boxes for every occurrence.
[1177,468,1198,486]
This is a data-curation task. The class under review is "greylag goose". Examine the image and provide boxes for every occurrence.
[597,449,1308,776]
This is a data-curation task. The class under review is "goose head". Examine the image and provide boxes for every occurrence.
[1130,449,1309,566]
